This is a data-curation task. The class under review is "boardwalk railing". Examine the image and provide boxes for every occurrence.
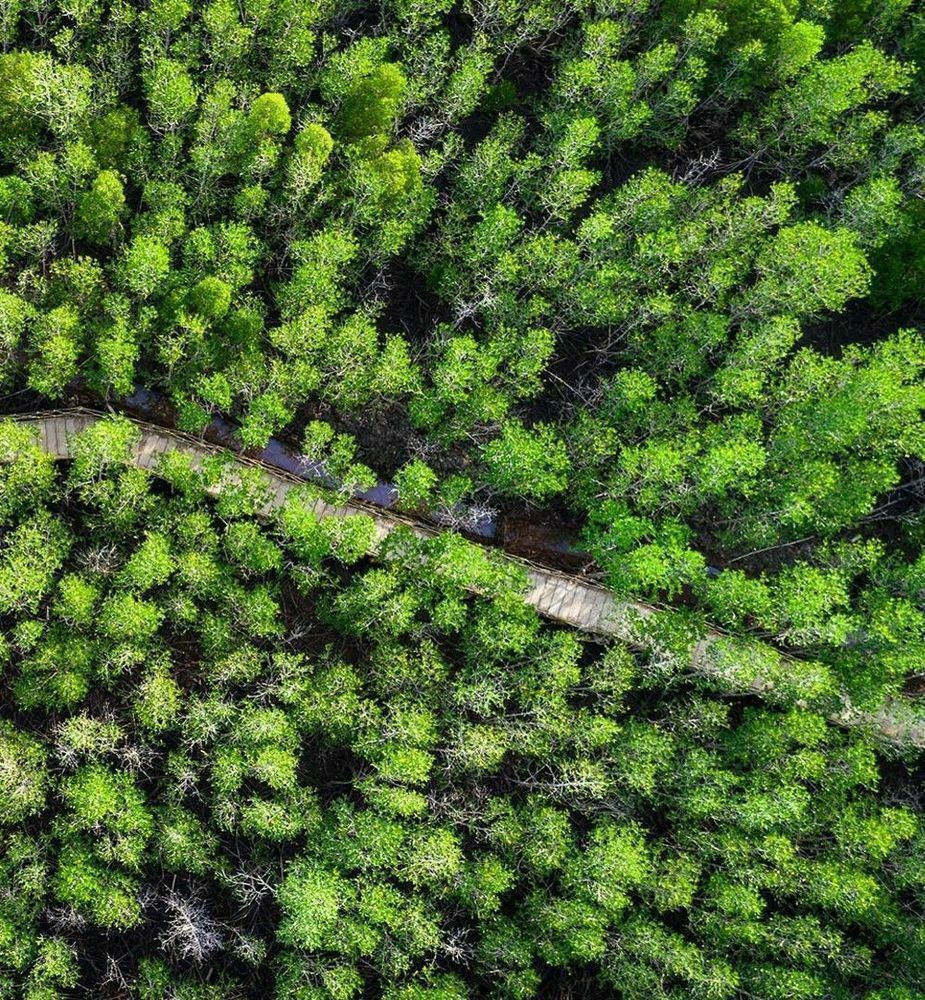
[11,409,925,750]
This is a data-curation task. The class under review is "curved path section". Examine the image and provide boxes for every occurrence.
[13,409,925,750]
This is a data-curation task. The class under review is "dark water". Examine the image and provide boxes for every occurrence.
[122,387,499,539]
[121,387,719,573]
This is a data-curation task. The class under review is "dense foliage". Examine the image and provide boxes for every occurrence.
[2,0,925,714]
[0,418,924,998]
[3,0,925,995]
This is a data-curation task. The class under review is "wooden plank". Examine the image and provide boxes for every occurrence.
[10,408,924,750]
[62,416,82,450]
[134,435,159,470]
[34,418,51,454]
[49,417,63,458]
[592,593,618,634]
[558,582,582,624]
[149,435,175,467]
[544,582,572,622]
[270,481,291,509]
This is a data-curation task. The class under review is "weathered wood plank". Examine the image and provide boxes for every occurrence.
[10,409,925,750]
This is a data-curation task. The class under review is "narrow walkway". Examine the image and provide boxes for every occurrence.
[13,409,925,750]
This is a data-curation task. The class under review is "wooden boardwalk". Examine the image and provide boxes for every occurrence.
[13,409,925,749]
